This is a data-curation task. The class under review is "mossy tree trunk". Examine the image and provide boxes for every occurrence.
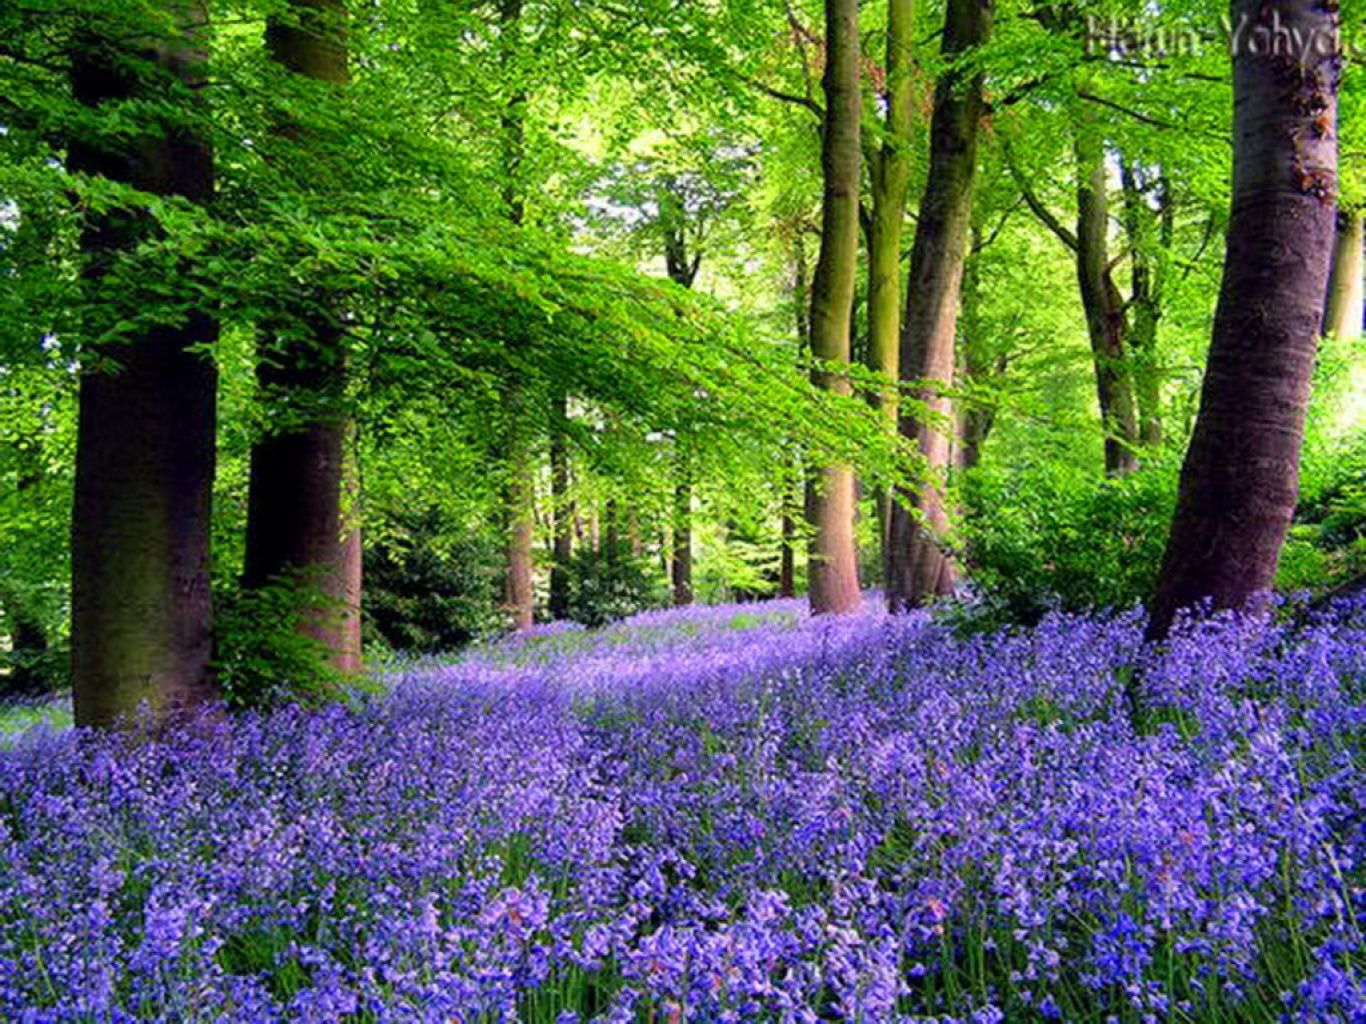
[885,0,991,611]
[805,0,863,615]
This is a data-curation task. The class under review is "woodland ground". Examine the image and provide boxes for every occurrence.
[0,596,1362,1021]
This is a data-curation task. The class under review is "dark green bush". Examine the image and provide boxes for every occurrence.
[960,456,1179,624]
[363,508,504,654]
[564,541,664,628]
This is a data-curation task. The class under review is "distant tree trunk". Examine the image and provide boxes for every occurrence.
[885,0,990,611]
[1075,131,1140,476]
[778,234,808,601]
[548,392,572,620]
[955,231,998,472]
[779,485,797,598]
[1147,0,1338,641]
[660,183,700,606]
[243,0,361,676]
[1323,208,1363,340]
[865,0,916,555]
[805,0,863,616]
[671,444,694,606]
[498,0,535,631]
[1121,163,1170,448]
[502,441,535,631]
[68,1,220,726]
[2,598,50,699]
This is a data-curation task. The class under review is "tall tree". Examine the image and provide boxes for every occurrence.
[498,0,535,632]
[1121,162,1172,447]
[1323,208,1363,341]
[68,2,220,727]
[805,0,863,615]
[1073,127,1141,475]
[1013,123,1142,475]
[659,176,702,606]
[865,0,916,550]
[242,0,361,674]
[547,391,573,620]
[885,0,991,610]
[1147,0,1339,640]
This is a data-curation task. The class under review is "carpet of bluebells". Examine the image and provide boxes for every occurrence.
[1,596,1363,1022]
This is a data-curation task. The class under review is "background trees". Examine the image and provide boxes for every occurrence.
[0,0,1364,716]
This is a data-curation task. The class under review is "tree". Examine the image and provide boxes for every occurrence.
[498,0,536,632]
[885,0,991,611]
[241,0,362,677]
[1147,0,1339,640]
[67,1,221,726]
[864,0,916,550]
[805,0,863,616]
[1323,208,1363,341]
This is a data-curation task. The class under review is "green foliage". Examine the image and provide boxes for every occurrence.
[363,509,504,654]
[212,578,346,709]
[563,542,664,629]
[961,457,1180,623]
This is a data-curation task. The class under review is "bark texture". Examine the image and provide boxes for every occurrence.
[244,0,361,675]
[865,0,916,551]
[1074,130,1141,476]
[661,180,700,606]
[805,0,863,615]
[885,0,991,611]
[1323,208,1363,340]
[548,392,573,620]
[498,0,535,631]
[68,2,220,726]
[1121,163,1171,448]
[1148,0,1339,640]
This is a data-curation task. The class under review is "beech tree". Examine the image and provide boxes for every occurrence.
[864,0,916,550]
[242,0,361,675]
[805,0,863,615]
[1323,208,1363,341]
[885,0,991,610]
[67,2,220,726]
[1148,0,1340,639]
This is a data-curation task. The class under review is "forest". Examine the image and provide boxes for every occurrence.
[0,0,1363,1019]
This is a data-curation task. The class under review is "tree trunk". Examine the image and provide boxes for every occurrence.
[498,0,535,631]
[2,601,50,700]
[866,0,916,556]
[885,0,991,611]
[955,232,998,472]
[502,446,535,631]
[779,234,808,601]
[1121,163,1169,448]
[671,445,694,606]
[68,2,220,727]
[243,0,361,676]
[1147,0,1338,641]
[548,392,572,620]
[1075,131,1141,476]
[805,0,863,616]
[1323,208,1363,340]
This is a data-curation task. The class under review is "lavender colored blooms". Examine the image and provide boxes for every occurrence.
[0,595,1363,1021]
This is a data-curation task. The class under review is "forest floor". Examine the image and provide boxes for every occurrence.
[0,596,1362,1020]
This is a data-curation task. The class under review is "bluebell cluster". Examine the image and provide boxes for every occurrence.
[0,596,1361,1021]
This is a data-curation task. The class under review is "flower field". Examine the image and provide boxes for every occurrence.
[0,597,1363,1022]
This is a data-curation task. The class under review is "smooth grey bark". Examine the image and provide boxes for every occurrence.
[1148,0,1339,640]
